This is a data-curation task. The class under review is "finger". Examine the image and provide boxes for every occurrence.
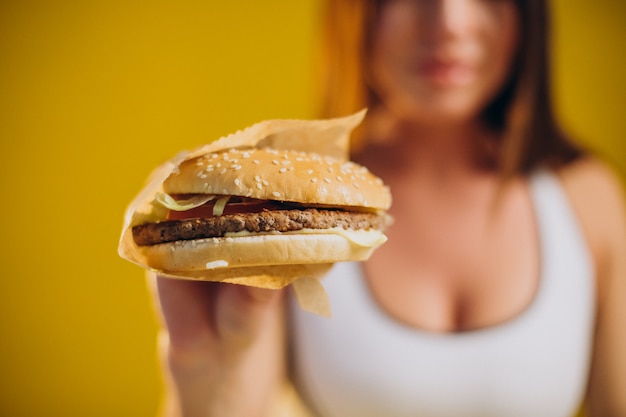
[215,285,283,351]
[155,275,218,352]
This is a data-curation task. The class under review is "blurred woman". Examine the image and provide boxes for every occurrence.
[153,0,626,416]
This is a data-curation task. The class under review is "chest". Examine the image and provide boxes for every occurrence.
[291,257,594,417]
[365,178,540,331]
[289,171,596,417]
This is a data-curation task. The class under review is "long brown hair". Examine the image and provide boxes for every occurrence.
[316,0,583,176]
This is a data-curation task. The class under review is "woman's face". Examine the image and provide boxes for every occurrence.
[368,0,520,126]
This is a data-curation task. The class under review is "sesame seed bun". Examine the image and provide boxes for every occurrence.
[163,147,391,210]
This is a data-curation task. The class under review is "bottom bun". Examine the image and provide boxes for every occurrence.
[137,230,385,272]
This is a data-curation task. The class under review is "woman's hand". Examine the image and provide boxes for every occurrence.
[148,274,286,417]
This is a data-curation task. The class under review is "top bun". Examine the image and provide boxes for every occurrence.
[163,147,391,210]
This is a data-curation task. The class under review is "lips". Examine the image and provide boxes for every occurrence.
[416,58,475,87]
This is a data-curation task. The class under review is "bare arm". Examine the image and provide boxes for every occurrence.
[560,159,626,416]
[589,238,626,416]
[148,275,286,417]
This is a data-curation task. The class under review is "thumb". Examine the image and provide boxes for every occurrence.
[215,285,283,350]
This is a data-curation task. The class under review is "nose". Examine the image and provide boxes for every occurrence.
[427,0,475,40]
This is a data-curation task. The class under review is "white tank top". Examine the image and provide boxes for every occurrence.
[289,171,595,417]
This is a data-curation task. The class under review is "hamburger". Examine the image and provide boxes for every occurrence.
[119,110,390,304]
[130,146,391,273]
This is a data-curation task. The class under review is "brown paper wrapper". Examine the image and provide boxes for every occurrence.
[118,110,366,316]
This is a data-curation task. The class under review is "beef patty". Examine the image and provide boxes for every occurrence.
[132,208,386,246]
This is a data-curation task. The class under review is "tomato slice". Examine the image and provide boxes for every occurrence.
[167,198,288,220]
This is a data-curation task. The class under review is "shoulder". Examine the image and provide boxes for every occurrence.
[556,157,626,238]
[555,157,626,294]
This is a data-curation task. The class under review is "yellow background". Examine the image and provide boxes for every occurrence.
[0,1,623,416]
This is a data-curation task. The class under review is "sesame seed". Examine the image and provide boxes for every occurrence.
[306,169,314,175]
[262,179,269,186]
[272,191,281,198]
[220,168,227,174]
[337,176,343,182]
[272,160,279,165]
[242,152,251,158]
[234,178,242,186]
[279,167,287,173]
[281,160,291,165]
[253,160,260,164]
[231,164,242,170]
[353,182,360,188]
[324,178,332,184]
[256,183,263,190]
[311,178,318,183]
[200,174,207,179]
[327,167,334,173]
[254,175,261,182]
